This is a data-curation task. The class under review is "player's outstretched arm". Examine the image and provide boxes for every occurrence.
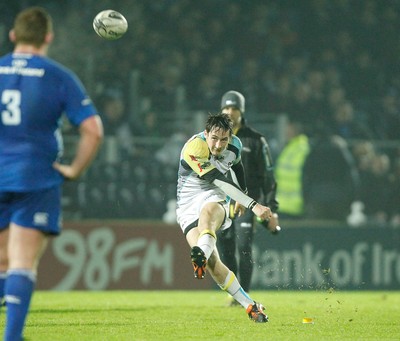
[204,169,272,221]
[53,115,103,180]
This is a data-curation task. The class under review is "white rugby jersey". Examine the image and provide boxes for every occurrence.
[176,131,242,209]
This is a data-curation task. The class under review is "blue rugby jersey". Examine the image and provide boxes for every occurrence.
[0,52,97,191]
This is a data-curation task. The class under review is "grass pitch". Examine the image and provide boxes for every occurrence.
[1,290,399,340]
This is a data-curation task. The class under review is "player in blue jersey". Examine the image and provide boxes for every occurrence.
[0,7,103,340]
[176,113,271,322]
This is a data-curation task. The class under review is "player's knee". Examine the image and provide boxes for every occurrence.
[201,202,225,222]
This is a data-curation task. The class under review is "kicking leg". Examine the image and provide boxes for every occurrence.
[207,249,268,323]
[186,202,224,279]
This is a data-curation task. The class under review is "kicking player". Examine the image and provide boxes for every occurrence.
[0,7,103,341]
[176,113,270,322]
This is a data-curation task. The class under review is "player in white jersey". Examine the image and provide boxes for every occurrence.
[176,113,271,322]
[0,7,103,340]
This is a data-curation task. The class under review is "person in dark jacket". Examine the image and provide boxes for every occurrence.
[302,125,360,221]
[217,91,279,303]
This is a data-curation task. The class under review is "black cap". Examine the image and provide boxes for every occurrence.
[220,90,245,113]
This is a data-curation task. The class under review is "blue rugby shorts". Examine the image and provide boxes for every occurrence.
[0,186,61,235]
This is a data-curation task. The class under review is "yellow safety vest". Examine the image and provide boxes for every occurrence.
[275,135,310,215]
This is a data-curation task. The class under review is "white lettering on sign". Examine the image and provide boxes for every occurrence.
[52,227,173,290]
[252,242,400,288]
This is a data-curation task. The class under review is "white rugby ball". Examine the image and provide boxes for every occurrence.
[93,10,128,40]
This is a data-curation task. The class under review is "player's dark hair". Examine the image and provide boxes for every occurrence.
[13,7,53,48]
[205,113,233,135]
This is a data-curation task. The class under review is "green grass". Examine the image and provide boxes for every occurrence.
[1,290,399,340]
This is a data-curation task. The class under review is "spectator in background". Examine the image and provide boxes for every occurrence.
[302,126,360,221]
[285,82,314,124]
[306,69,326,117]
[237,58,263,112]
[371,89,400,140]
[359,152,392,227]
[275,117,310,219]
[326,85,347,117]
[352,140,376,177]
[192,73,222,112]
[347,140,376,227]
[150,62,183,112]
[329,100,374,140]
[264,71,293,113]
[136,110,164,139]
[99,89,136,162]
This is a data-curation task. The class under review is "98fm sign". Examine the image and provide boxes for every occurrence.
[39,222,400,291]
[38,222,213,290]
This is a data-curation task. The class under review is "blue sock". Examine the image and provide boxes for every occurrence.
[0,271,6,306]
[4,269,36,341]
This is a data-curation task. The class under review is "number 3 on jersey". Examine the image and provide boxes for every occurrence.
[1,89,21,125]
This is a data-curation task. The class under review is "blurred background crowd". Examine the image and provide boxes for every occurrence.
[1,0,399,227]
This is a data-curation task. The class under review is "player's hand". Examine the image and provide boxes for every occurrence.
[256,212,281,235]
[234,202,246,217]
[53,162,81,180]
[266,213,281,234]
[252,203,272,221]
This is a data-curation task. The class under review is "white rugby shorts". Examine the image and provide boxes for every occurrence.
[176,189,232,234]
